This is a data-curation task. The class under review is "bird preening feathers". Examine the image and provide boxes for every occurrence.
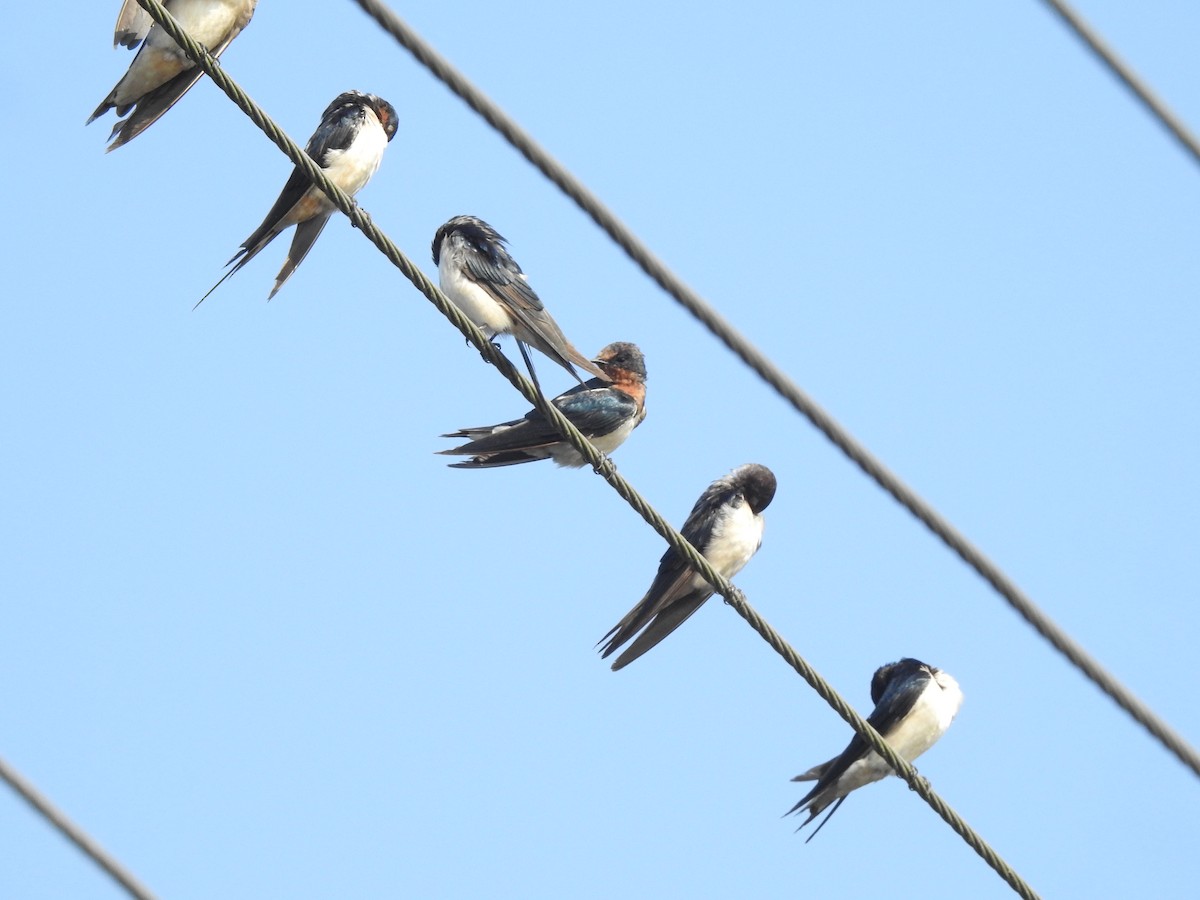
[433,215,607,394]
[787,658,963,841]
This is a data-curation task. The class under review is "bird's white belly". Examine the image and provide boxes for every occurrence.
[167,0,246,44]
[143,0,243,56]
[831,713,945,800]
[438,259,514,336]
[857,679,964,787]
[884,703,948,762]
[323,121,387,198]
[706,503,764,577]
[547,416,637,468]
[835,755,894,797]
[590,415,638,454]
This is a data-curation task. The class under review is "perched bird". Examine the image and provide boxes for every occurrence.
[113,0,153,49]
[599,463,776,670]
[787,658,964,841]
[439,342,646,469]
[89,0,258,150]
[197,91,398,305]
[432,215,607,393]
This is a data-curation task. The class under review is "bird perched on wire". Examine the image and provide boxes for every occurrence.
[197,91,398,305]
[787,657,963,841]
[89,0,258,150]
[598,463,776,670]
[432,215,607,394]
[439,342,646,469]
[113,0,153,48]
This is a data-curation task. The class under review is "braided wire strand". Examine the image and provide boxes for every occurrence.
[346,0,1200,780]
[1038,0,1200,165]
[0,755,157,900]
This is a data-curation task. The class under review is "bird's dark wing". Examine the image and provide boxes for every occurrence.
[441,382,635,458]
[103,18,247,150]
[266,213,334,298]
[114,0,152,48]
[104,68,205,150]
[792,669,931,811]
[460,245,545,314]
[604,585,713,670]
[598,484,735,665]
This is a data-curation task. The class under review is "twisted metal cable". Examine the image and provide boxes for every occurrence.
[1038,0,1200,165]
[0,755,158,900]
[121,3,1041,895]
[346,0,1200,780]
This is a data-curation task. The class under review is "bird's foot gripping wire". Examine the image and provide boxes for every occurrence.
[474,340,504,366]
[905,771,931,793]
[591,455,616,477]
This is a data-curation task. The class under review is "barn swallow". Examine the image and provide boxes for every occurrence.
[196,91,399,305]
[89,0,258,150]
[598,463,776,670]
[439,342,646,469]
[787,657,963,841]
[432,215,607,393]
[113,0,152,49]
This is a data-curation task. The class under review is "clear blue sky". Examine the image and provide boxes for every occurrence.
[3,2,1199,897]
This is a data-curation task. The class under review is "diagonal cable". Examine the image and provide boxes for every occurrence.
[346,0,1200,780]
[119,2,1041,895]
[1038,0,1200,165]
[0,755,157,900]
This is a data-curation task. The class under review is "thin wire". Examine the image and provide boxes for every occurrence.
[1038,0,1200,166]
[346,0,1200,780]
[0,755,158,900]
[125,3,1041,895]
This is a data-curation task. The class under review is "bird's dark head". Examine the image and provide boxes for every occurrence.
[592,342,647,382]
[432,215,505,265]
[319,91,398,142]
[731,463,776,514]
[365,94,399,142]
[870,658,934,704]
